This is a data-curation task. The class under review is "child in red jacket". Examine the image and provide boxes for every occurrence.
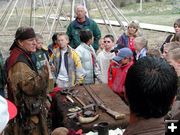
[108,48,133,99]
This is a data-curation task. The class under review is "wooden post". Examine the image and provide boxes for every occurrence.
[30,0,33,26]
[140,0,143,12]
[71,0,75,22]
[33,0,36,28]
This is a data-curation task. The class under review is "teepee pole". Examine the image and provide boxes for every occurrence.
[54,0,65,32]
[71,0,75,22]
[104,0,126,31]
[0,0,13,25]
[109,0,129,23]
[94,0,109,32]
[18,0,27,27]
[98,0,117,40]
[83,0,89,17]
[3,0,19,31]
[41,0,50,30]
[33,0,36,28]
[40,0,56,34]
[48,0,63,40]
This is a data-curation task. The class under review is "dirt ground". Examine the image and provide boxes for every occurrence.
[0,24,170,59]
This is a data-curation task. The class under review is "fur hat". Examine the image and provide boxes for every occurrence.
[10,27,36,50]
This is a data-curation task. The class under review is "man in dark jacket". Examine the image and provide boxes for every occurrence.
[123,57,178,135]
[66,5,101,51]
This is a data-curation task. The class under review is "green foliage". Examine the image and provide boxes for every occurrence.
[118,0,179,26]
[90,0,179,26]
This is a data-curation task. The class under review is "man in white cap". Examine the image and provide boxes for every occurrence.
[0,96,17,135]
[108,48,133,102]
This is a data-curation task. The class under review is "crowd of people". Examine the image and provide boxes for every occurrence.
[0,4,180,135]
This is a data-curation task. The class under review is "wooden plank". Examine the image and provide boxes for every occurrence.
[94,19,175,33]
[43,16,175,33]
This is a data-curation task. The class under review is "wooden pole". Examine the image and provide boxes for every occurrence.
[48,0,63,40]
[104,0,126,31]
[3,0,19,31]
[83,0,89,17]
[33,0,36,28]
[30,0,33,27]
[18,0,27,27]
[140,0,143,12]
[98,0,117,40]
[39,0,56,34]
[54,0,65,32]
[41,0,50,31]
[71,0,75,21]
[108,0,129,23]
[0,0,13,25]
[94,0,109,32]
[85,0,91,18]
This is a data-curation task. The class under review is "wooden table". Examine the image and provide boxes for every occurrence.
[52,84,129,133]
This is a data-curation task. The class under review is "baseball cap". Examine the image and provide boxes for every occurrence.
[0,96,17,133]
[113,48,133,62]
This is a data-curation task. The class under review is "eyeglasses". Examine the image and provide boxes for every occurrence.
[104,41,111,43]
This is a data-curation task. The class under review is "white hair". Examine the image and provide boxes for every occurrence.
[75,5,87,13]
[135,37,148,48]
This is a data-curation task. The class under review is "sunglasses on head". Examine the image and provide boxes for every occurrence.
[104,41,111,43]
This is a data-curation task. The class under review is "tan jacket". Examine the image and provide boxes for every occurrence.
[50,46,84,86]
[123,118,165,135]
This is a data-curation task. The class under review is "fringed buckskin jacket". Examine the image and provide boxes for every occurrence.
[5,46,49,135]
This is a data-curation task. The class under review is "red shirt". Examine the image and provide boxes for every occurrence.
[128,37,135,52]
[108,60,133,97]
